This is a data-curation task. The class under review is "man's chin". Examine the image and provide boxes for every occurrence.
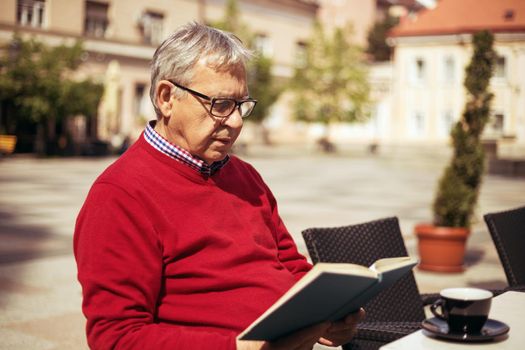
[203,149,230,164]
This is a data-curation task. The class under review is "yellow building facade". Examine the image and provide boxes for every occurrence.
[389,0,525,156]
[0,0,318,146]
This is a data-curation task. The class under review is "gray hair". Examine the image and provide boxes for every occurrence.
[149,21,253,117]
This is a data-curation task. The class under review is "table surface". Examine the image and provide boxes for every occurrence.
[380,291,524,350]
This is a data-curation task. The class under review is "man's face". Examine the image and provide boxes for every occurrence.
[162,61,247,164]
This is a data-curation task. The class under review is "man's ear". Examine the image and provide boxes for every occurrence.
[156,81,174,117]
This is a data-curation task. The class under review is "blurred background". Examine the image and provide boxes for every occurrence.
[0,0,524,349]
[1,0,523,162]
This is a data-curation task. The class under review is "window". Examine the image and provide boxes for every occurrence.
[253,34,273,57]
[295,41,308,68]
[415,58,425,83]
[494,56,506,79]
[409,57,426,85]
[85,1,109,38]
[486,113,505,136]
[139,11,164,45]
[443,56,455,84]
[504,9,515,21]
[134,83,149,119]
[440,110,454,136]
[408,111,425,136]
[17,0,46,28]
[414,112,425,133]
[493,114,504,132]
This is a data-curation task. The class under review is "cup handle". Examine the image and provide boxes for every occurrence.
[430,299,448,320]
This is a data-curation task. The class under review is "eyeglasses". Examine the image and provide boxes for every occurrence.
[167,80,257,119]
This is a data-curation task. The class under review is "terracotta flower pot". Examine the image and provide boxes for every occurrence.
[414,223,470,273]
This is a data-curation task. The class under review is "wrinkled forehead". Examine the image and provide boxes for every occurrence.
[197,55,247,81]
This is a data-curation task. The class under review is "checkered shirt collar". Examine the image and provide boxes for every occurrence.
[144,121,229,176]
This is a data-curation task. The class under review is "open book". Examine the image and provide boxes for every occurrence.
[238,256,418,341]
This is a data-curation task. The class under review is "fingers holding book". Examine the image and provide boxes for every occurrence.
[237,322,331,350]
[271,321,331,350]
[237,308,365,350]
[318,308,366,347]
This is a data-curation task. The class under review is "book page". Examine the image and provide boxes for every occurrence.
[329,257,418,321]
[369,256,418,273]
[314,262,377,276]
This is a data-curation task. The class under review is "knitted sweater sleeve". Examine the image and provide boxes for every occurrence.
[244,163,312,279]
[74,183,236,350]
[267,188,312,279]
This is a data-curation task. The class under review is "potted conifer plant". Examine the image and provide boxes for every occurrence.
[415,31,496,272]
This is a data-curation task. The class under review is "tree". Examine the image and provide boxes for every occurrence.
[366,14,399,62]
[210,0,282,143]
[210,0,251,44]
[290,22,370,150]
[432,31,496,228]
[0,35,103,155]
[247,55,282,123]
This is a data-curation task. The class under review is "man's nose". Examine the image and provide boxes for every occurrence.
[222,108,243,128]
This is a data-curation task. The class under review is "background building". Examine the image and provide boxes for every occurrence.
[388,0,525,157]
[293,0,429,149]
[3,0,521,156]
[0,0,318,148]
[317,0,430,47]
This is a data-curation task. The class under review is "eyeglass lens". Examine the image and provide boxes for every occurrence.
[212,99,256,118]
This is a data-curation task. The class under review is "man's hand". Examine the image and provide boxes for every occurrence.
[236,308,365,350]
[236,322,331,350]
[318,308,366,347]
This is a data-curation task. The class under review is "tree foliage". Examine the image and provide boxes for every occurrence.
[210,0,282,127]
[247,55,282,124]
[210,0,252,45]
[0,35,103,154]
[366,14,399,62]
[290,22,370,132]
[433,31,496,228]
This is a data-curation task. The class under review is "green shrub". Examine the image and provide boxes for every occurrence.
[433,31,496,228]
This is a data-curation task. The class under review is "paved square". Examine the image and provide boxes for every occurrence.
[1,146,523,349]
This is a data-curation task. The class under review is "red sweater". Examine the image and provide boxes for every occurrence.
[74,135,312,350]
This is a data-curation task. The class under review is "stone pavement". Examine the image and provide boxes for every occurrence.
[1,145,524,349]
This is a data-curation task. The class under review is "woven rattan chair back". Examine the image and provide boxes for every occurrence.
[484,205,525,287]
[302,217,425,323]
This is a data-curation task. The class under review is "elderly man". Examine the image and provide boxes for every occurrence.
[74,22,364,350]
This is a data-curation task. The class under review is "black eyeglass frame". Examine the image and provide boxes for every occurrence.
[167,79,257,119]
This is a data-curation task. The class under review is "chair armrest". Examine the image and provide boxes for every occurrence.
[356,321,421,343]
[504,285,525,293]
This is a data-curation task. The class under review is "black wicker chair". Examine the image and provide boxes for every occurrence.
[302,217,427,350]
[484,205,525,287]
